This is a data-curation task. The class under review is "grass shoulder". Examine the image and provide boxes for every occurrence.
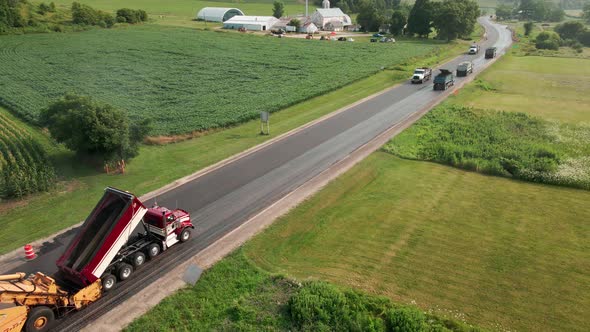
[244,153,590,331]
[126,250,484,332]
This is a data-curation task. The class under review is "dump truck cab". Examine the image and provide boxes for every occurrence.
[144,206,193,248]
[468,44,479,54]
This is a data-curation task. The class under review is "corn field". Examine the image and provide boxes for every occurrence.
[0,25,440,135]
[0,112,55,198]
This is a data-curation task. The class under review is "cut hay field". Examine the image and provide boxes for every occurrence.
[244,153,590,332]
[450,55,590,124]
[0,25,440,135]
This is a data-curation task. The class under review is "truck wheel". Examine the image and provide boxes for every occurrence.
[132,252,146,267]
[102,274,116,291]
[26,306,54,332]
[180,228,191,243]
[117,263,133,281]
[147,243,160,258]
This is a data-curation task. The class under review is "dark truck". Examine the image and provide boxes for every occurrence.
[485,47,497,59]
[456,61,473,77]
[433,69,454,90]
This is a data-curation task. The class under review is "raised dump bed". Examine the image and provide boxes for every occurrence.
[56,187,148,287]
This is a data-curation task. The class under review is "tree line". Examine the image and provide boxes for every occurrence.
[356,0,480,39]
[495,0,567,22]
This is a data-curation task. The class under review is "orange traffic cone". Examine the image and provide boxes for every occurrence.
[24,244,36,260]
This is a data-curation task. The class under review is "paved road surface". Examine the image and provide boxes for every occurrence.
[4,17,512,331]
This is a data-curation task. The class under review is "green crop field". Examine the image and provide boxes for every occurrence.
[0,108,54,199]
[245,153,590,332]
[0,25,440,135]
[450,55,590,124]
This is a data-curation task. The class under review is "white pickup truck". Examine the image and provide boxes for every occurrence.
[468,44,480,54]
[411,67,432,84]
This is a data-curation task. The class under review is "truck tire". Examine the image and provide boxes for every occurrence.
[147,243,160,258]
[180,228,191,243]
[117,263,133,281]
[26,306,54,332]
[102,274,117,291]
[131,252,146,267]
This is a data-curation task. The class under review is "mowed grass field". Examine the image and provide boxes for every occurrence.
[451,55,590,124]
[0,25,440,134]
[245,153,590,331]
[52,0,308,20]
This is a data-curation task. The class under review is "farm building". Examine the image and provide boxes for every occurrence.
[223,16,279,31]
[300,22,318,34]
[311,0,352,31]
[196,7,244,22]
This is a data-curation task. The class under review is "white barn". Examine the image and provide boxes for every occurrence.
[196,7,244,22]
[223,16,279,31]
[300,22,318,34]
[311,0,351,31]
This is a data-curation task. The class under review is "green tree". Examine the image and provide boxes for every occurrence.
[554,21,585,40]
[389,10,406,35]
[584,2,590,23]
[495,4,513,20]
[535,31,560,49]
[432,0,480,41]
[407,0,433,37]
[40,94,149,163]
[578,30,590,46]
[524,21,534,36]
[547,7,565,22]
[357,0,385,32]
[272,1,284,19]
[288,18,301,29]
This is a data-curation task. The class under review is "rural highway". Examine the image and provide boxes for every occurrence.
[5,17,511,331]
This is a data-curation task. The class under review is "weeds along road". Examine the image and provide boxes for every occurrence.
[7,17,511,331]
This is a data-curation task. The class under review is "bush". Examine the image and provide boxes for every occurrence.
[37,3,51,15]
[577,30,590,47]
[554,21,585,40]
[71,2,113,27]
[535,31,560,50]
[385,307,426,332]
[116,8,148,24]
[523,21,533,36]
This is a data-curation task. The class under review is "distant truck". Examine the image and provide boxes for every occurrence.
[485,47,497,59]
[468,44,480,54]
[456,61,474,77]
[411,67,432,84]
[0,187,194,332]
[433,69,455,90]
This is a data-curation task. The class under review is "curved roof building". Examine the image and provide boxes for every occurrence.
[196,7,244,22]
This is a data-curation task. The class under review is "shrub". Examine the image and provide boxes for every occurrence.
[71,2,113,27]
[385,307,426,332]
[554,21,585,40]
[37,3,51,15]
[535,31,560,50]
[523,21,533,36]
[116,8,148,24]
[578,30,590,47]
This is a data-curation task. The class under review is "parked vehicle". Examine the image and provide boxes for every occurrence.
[370,38,378,42]
[456,61,474,77]
[373,33,383,37]
[433,69,455,90]
[411,67,432,84]
[485,47,497,59]
[380,37,395,43]
[305,34,313,39]
[468,44,480,54]
[238,27,246,32]
[338,37,347,41]
[0,187,195,332]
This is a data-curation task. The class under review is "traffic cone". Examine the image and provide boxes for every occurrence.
[24,244,36,260]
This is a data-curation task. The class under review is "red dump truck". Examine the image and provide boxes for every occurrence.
[0,187,194,332]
